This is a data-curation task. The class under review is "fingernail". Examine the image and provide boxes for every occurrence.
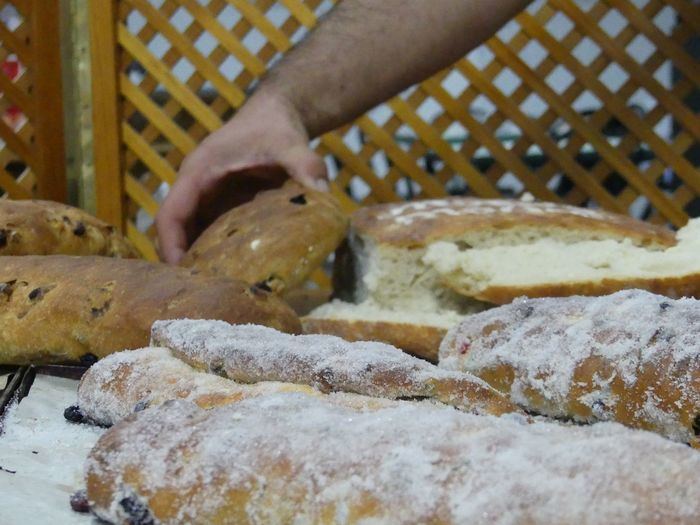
[314,179,330,192]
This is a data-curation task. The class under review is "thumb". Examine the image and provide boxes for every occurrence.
[278,146,329,192]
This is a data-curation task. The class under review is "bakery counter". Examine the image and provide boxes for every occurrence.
[0,374,102,524]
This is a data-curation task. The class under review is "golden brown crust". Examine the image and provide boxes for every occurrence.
[440,290,700,445]
[0,199,137,257]
[301,317,444,362]
[454,272,700,305]
[0,255,300,364]
[181,182,348,293]
[353,198,676,248]
[283,287,332,316]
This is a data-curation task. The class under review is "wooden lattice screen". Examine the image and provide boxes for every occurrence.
[0,0,65,201]
[90,0,700,261]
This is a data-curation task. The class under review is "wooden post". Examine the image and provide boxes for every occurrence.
[89,0,125,230]
[31,0,67,202]
[61,0,96,211]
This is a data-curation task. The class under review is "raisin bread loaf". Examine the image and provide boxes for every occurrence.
[150,319,518,416]
[0,199,136,257]
[440,289,700,445]
[180,181,348,293]
[0,256,300,364]
[86,393,700,525]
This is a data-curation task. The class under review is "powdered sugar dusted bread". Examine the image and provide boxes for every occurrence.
[0,199,137,257]
[86,393,700,525]
[426,218,700,304]
[440,289,700,445]
[318,198,676,355]
[0,256,300,364]
[76,347,317,426]
[151,319,518,416]
[180,181,348,293]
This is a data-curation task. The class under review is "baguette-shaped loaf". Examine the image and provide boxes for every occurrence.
[440,289,700,445]
[0,256,300,364]
[181,181,348,293]
[0,199,136,257]
[86,394,700,525]
[151,319,518,416]
[75,347,320,426]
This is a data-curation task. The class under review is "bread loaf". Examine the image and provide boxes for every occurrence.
[181,181,348,293]
[426,217,700,304]
[0,256,300,364]
[150,319,518,416]
[75,347,319,426]
[306,197,675,357]
[0,199,136,257]
[440,289,700,445]
[86,393,700,525]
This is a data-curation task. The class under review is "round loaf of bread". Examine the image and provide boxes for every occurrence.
[0,256,300,364]
[0,199,137,257]
[181,182,348,293]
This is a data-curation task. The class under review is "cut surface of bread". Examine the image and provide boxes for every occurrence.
[440,289,700,445]
[335,197,674,312]
[181,181,348,293]
[303,299,467,361]
[325,197,675,354]
[0,199,136,257]
[87,393,700,525]
[425,217,700,303]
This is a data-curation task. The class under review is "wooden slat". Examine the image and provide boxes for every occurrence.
[608,0,700,88]
[31,0,66,201]
[90,0,124,227]
[126,0,245,108]
[0,18,31,65]
[122,123,178,185]
[118,24,222,132]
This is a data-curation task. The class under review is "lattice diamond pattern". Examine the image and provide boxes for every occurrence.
[0,1,39,198]
[106,0,700,259]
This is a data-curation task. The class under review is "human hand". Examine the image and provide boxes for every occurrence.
[156,90,328,264]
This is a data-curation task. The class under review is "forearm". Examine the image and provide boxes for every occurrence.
[254,0,530,137]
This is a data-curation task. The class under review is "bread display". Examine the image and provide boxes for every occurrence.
[86,393,700,525]
[440,289,700,445]
[0,256,300,364]
[0,199,137,257]
[304,197,677,357]
[150,319,518,416]
[180,181,348,293]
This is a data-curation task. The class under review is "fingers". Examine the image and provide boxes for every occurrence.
[278,146,329,192]
[156,174,202,264]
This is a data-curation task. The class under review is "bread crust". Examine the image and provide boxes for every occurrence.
[451,272,700,304]
[181,182,348,293]
[301,316,444,362]
[440,290,700,445]
[0,256,300,364]
[0,199,137,257]
[86,394,700,525]
[151,320,518,417]
[353,198,676,248]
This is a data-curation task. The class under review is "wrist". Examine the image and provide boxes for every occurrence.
[240,85,309,138]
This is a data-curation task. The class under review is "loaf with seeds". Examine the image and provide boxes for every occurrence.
[181,181,348,293]
[0,256,300,364]
[0,199,136,257]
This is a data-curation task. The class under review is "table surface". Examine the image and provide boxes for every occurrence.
[0,374,104,525]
